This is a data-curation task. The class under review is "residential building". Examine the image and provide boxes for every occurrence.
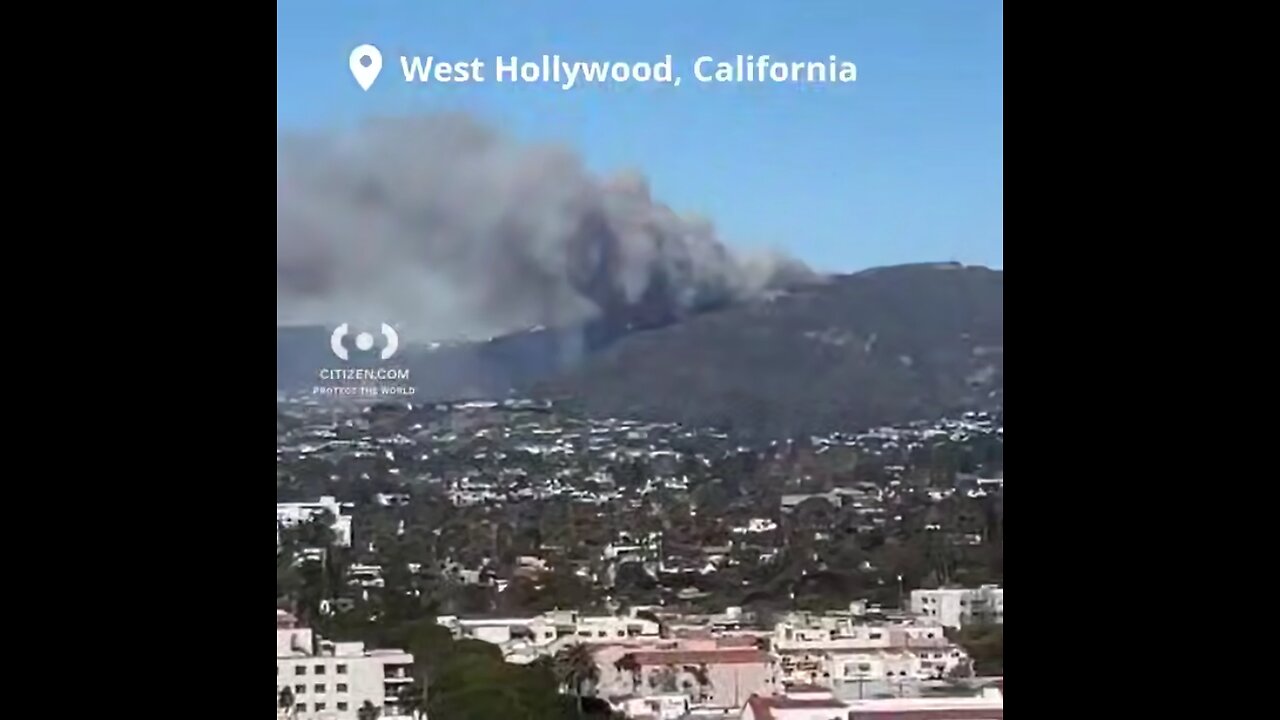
[276,610,416,719]
[741,685,1003,720]
[771,616,969,699]
[909,586,1004,629]
[436,609,661,663]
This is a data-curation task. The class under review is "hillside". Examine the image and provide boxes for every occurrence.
[530,263,1003,437]
[277,263,1002,437]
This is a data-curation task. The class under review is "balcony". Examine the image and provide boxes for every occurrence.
[383,665,413,681]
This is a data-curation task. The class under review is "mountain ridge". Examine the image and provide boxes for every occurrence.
[531,262,1003,437]
[277,262,1003,436]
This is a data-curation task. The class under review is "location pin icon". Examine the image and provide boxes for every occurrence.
[349,44,383,91]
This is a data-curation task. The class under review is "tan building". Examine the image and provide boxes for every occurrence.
[771,617,969,697]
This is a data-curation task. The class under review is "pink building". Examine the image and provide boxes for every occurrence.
[600,644,776,709]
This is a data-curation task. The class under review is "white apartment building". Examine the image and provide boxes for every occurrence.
[770,617,969,698]
[910,585,1004,629]
[277,496,354,547]
[742,685,1004,720]
[277,611,415,719]
[436,609,661,663]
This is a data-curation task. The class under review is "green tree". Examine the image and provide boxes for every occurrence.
[554,643,600,718]
[689,663,712,702]
[648,665,678,693]
[428,647,566,720]
[614,654,640,693]
[951,624,1003,676]
[356,699,381,720]
[396,680,426,719]
[277,686,295,716]
[300,510,338,547]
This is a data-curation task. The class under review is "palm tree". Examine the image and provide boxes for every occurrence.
[688,663,712,702]
[277,686,295,717]
[356,699,381,720]
[554,643,599,718]
[614,653,640,693]
[648,665,678,693]
[396,680,426,719]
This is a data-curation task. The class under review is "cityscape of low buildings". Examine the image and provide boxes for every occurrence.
[276,399,1003,719]
[429,597,1002,718]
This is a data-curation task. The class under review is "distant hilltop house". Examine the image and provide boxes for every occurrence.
[732,518,779,534]
[780,486,880,513]
[277,495,354,547]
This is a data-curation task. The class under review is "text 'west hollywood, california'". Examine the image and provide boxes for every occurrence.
[349,46,857,91]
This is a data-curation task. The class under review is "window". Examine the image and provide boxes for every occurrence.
[315,665,326,674]
[338,703,349,711]
[314,684,326,693]
[295,685,305,695]
[869,632,882,640]
[295,704,306,712]
[337,684,348,693]
[927,633,935,639]
[315,703,326,711]
[597,630,607,638]
[295,666,307,675]
[617,630,625,637]
[336,664,348,674]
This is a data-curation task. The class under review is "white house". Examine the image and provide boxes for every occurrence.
[909,586,1003,629]
[277,496,354,547]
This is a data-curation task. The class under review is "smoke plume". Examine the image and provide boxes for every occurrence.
[277,113,814,341]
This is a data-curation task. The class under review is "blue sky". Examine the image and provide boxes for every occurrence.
[277,0,1002,273]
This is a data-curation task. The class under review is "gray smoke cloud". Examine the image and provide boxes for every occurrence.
[277,113,815,341]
